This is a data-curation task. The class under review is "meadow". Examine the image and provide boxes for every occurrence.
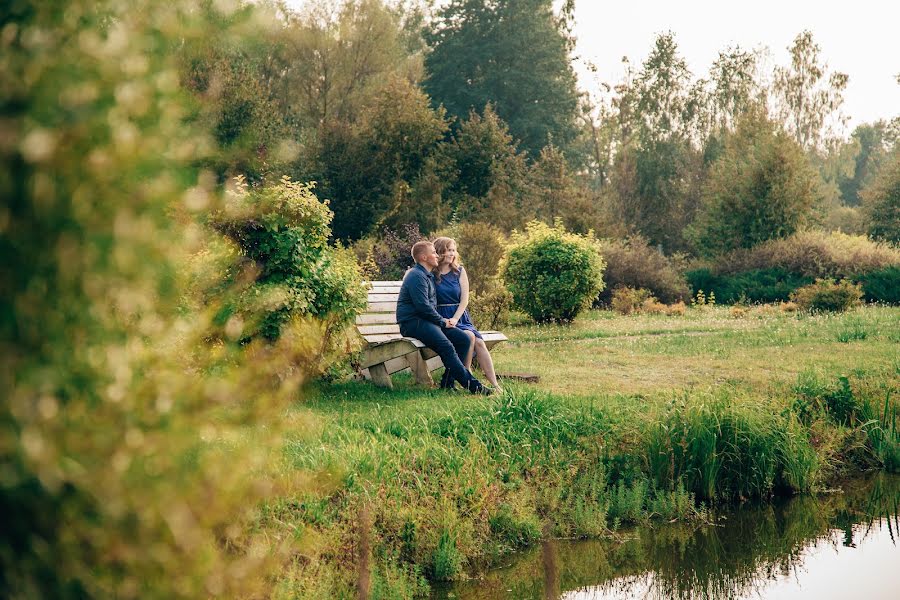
[266,305,900,598]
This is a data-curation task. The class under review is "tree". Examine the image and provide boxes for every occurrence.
[861,150,900,243]
[282,0,423,129]
[838,122,891,206]
[179,1,296,182]
[689,109,819,256]
[317,76,451,239]
[708,46,764,133]
[607,33,705,253]
[773,30,849,151]
[445,105,531,230]
[529,143,598,234]
[424,0,581,160]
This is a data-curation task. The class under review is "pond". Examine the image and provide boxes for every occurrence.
[434,475,900,600]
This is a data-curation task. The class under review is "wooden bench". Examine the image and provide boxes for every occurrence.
[357,280,508,388]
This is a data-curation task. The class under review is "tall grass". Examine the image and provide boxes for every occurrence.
[646,394,819,501]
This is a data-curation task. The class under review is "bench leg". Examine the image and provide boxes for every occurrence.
[369,363,392,389]
[407,352,434,387]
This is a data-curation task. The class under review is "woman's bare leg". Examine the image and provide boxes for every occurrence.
[462,330,476,369]
[473,338,500,389]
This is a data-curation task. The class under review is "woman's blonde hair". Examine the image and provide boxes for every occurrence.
[432,237,461,280]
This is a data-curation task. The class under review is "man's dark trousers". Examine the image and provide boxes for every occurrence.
[399,319,476,390]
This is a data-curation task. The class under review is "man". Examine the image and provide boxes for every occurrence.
[396,240,491,394]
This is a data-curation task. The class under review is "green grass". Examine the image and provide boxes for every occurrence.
[265,305,899,598]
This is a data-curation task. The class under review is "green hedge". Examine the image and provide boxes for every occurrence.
[685,268,813,304]
[856,266,900,304]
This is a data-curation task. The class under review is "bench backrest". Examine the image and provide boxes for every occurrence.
[357,280,404,345]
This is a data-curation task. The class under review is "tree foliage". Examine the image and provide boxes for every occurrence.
[424,0,581,160]
[689,110,819,256]
[318,76,450,239]
[861,150,900,243]
[773,30,849,151]
[1,1,320,597]
[607,34,706,253]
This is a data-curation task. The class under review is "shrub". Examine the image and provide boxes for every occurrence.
[713,231,900,280]
[610,287,655,315]
[790,279,863,312]
[468,287,514,330]
[208,176,366,370]
[1,2,313,596]
[595,237,690,305]
[501,221,605,323]
[856,266,900,304]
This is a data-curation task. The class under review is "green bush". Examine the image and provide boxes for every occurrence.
[501,221,605,323]
[857,266,900,304]
[595,236,690,305]
[207,176,366,369]
[685,268,814,304]
[790,279,864,313]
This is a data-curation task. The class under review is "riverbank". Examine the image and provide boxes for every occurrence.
[266,307,899,598]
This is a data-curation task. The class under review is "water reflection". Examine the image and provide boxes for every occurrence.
[435,474,900,600]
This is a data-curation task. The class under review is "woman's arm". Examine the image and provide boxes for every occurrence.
[451,268,470,323]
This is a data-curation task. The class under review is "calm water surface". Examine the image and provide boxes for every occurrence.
[434,475,900,600]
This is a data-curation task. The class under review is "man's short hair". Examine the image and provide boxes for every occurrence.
[411,240,434,262]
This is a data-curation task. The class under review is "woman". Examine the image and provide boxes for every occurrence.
[432,236,502,391]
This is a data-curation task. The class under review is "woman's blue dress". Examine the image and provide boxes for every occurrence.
[434,267,482,339]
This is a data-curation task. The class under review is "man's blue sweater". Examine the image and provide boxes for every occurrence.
[396,264,444,326]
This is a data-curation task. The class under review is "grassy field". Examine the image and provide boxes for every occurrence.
[497,305,899,395]
[267,306,899,598]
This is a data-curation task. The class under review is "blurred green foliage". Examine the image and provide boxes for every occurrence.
[0,1,350,597]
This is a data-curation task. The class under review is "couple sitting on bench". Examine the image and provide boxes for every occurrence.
[396,240,496,395]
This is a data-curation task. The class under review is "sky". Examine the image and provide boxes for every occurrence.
[569,0,899,132]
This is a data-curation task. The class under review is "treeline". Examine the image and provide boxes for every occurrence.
[184,0,900,254]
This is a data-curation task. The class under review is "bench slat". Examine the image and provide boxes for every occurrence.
[357,313,398,325]
[363,333,403,344]
[368,293,400,302]
[366,301,397,312]
[358,324,400,335]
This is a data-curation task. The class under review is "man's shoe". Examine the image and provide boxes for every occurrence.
[466,378,493,395]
